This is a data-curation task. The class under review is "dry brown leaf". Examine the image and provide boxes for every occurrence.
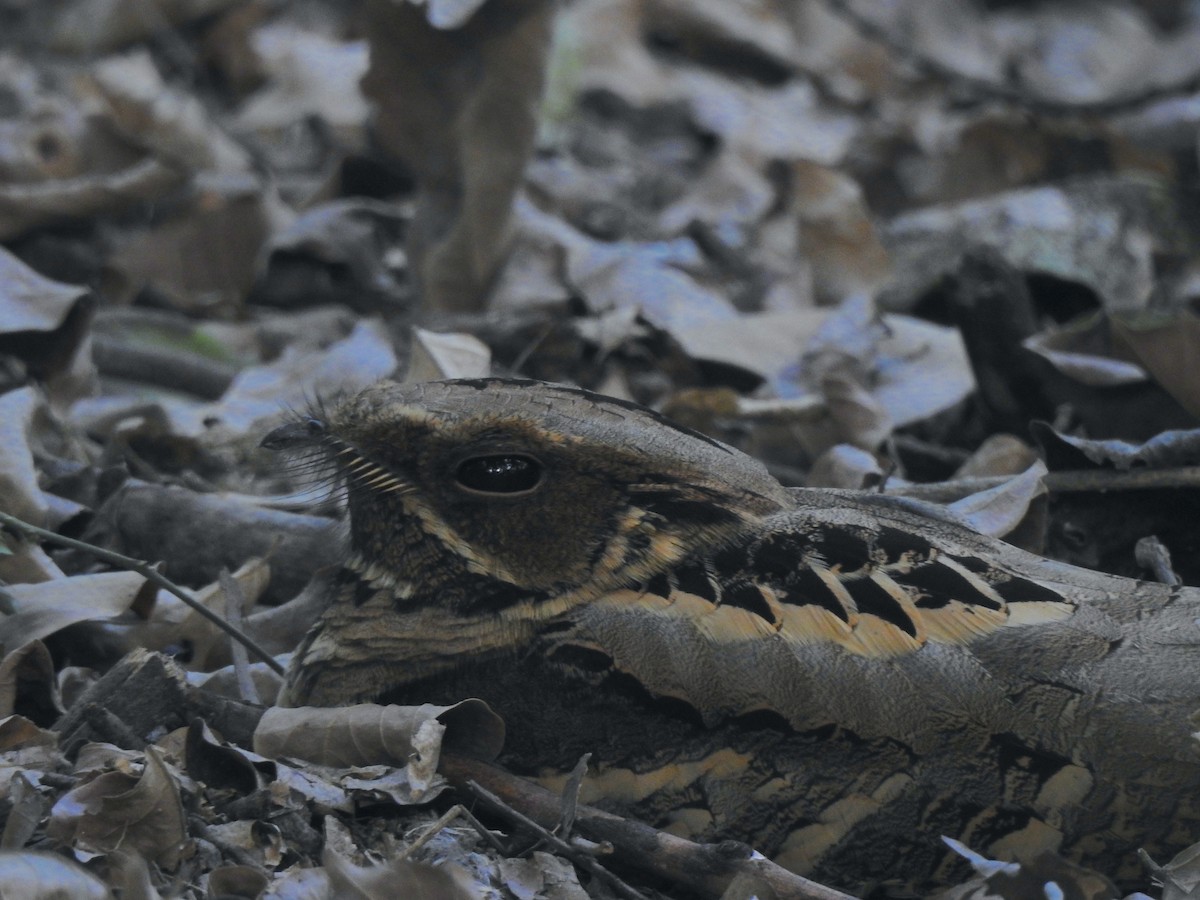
[207,864,269,898]
[1,771,46,851]
[499,852,590,900]
[105,179,274,315]
[89,51,252,173]
[0,643,61,720]
[324,850,478,900]
[361,0,555,312]
[790,159,891,304]
[1111,310,1200,419]
[47,746,187,868]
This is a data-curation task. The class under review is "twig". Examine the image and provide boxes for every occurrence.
[0,511,285,676]
[885,465,1200,503]
[1135,536,1182,587]
[218,568,261,703]
[461,778,647,900]
[441,754,856,900]
[401,804,508,860]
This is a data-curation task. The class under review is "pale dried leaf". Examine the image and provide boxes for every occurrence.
[871,315,975,428]
[0,388,51,527]
[0,850,111,900]
[1025,319,1149,388]
[0,249,88,334]
[806,444,886,490]
[954,434,1039,479]
[191,318,399,439]
[235,24,369,139]
[259,865,331,900]
[0,572,146,656]
[408,329,492,382]
[948,461,1049,540]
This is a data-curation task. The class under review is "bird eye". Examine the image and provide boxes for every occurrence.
[455,455,543,494]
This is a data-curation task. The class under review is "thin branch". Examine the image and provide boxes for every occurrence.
[0,511,286,676]
[886,465,1200,503]
[441,754,856,900]
[462,777,649,900]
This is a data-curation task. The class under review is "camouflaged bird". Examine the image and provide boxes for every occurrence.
[266,377,1200,895]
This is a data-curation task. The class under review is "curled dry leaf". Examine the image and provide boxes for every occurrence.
[0,716,57,754]
[252,198,405,314]
[253,699,504,769]
[47,746,187,869]
[206,864,269,899]
[1031,422,1200,472]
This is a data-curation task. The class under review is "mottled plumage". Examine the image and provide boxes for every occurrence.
[266,378,1200,894]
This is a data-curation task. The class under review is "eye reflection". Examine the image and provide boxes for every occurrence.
[455,455,543,494]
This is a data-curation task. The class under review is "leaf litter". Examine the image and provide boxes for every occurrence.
[2,0,1200,897]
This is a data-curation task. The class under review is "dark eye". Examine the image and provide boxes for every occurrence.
[455,455,542,494]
